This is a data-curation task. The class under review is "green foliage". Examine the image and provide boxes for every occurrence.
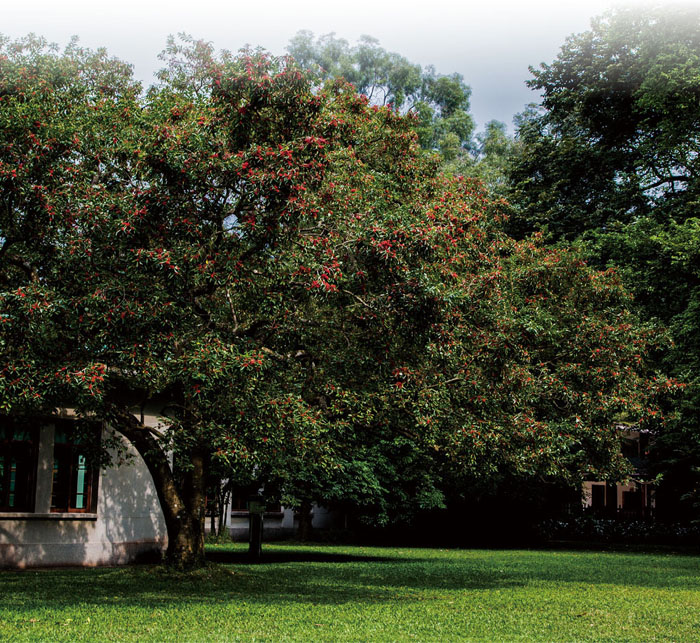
[505,6,700,518]
[286,31,474,162]
[540,515,700,544]
[507,5,700,241]
[285,32,520,192]
[444,119,518,192]
[0,34,672,560]
[286,32,422,111]
[584,217,700,517]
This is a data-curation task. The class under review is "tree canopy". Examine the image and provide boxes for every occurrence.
[0,34,675,565]
[286,31,475,162]
[507,5,700,241]
[505,6,700,518]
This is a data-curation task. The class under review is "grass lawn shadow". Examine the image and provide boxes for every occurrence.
[205,548,399,565]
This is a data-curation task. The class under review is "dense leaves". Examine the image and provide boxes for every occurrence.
[0,35,672,564]
[286,31,475,162]
[507,6,700,241]
[505,6,700,518]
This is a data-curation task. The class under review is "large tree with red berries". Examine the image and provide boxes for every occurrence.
[0,36,677,566]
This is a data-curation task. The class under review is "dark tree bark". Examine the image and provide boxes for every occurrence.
[112,408,207,568]
[296,500,313,542]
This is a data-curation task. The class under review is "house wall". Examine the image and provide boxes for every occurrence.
[581,427,656,519]
[0,425,167,568]
[582,480,655,515]
[225,504,335,541]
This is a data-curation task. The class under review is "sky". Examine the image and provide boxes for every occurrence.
[3,0,690,131]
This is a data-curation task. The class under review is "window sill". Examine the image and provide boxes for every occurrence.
[0,512,97,521]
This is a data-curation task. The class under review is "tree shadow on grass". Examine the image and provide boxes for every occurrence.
[205,549,397,565]
[2,547,700,616]
[1,556,524,614]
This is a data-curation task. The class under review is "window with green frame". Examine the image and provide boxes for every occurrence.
[0,423,38,512]
[50,421,99,513]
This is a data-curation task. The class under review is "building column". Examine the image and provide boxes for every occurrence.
[34,423,55,513]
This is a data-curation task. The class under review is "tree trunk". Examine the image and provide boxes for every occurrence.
[210,495,217,538]
[296,499,313,542]
[177,449,207,563]
[165,507,206,567]
[218,482,231,538]
[112,408,207,568]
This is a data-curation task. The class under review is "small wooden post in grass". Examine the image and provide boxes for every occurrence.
[248,495,265,561]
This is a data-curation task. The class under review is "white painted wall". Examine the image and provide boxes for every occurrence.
[226,504,335,541]
[0,425,166,568]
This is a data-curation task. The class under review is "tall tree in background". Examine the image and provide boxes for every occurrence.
[505,5,700,518]
[508,5,700,240]
[285,31,520,194]
[448,119,518,193]
[286,31,475,163]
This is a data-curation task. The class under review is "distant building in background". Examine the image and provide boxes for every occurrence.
[583,427,655,519]
[210,495,334,542]
[1,417,661,569]
[1,411,335,569]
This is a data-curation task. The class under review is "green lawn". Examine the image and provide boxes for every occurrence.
[1,544,699,641]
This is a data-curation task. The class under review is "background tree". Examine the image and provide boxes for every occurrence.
[507,5,700,240]
[0,35,675,568]
[504,5,700,518]
[286,31,475,163]
[444,119,517,193]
